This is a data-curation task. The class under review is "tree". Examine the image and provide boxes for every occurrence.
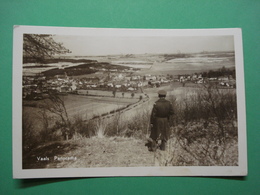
[42,92,72,140]
[221,66,227,76]
[112,88,116,97]
[131,92,135,98]
[23,34,71,63]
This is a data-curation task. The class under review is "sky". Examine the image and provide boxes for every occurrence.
[53,35,234,56]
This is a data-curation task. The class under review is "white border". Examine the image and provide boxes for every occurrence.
[13,26,247,178]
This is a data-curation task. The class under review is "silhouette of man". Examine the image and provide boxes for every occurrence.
[149,90,174,151]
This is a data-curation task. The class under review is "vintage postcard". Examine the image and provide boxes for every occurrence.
[13,26,247,178]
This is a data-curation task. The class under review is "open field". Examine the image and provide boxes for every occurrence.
[22,92,142,139]
[83,52,235,76]
[61,94,140,118]
[23,51,235,76]
[23,93,140,124]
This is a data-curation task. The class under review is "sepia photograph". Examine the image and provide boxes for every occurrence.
[13,26,247,178]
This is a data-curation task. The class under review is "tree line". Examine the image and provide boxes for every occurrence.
[201,66,236,79]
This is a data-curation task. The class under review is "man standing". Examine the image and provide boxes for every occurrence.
[149,90,174,151]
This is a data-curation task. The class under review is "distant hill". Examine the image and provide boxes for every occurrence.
[23,51,235,77]
[42,62,131,77]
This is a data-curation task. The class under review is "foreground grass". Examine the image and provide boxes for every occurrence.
[23,136,155,169]
[23,134,238,169]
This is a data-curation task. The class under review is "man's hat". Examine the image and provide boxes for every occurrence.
[158,90,167,95]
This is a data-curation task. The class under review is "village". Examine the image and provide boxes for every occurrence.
[22,64,236,100]
[23,70,168,99]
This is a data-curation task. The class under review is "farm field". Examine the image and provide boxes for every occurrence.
[144,82,236,102]
[61,94,139,119]
[22,93,143,137]
[86,52,235,76]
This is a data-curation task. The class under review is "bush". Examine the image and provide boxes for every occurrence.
[123,108,151,139]
[72,114,93,137]
[166,84,238,166]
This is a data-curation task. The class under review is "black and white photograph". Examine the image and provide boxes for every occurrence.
[13,26,247,178]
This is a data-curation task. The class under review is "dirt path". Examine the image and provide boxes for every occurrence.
[23,137,157,169]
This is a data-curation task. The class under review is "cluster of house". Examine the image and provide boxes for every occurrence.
[177,74,204,83]
[176,73,236,87]
[22,69,236,100]
[22,71,173,99]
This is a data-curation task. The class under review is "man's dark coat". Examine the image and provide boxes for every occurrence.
[150,98,174,142]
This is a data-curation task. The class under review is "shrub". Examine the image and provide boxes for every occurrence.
[72,114,91,137]
[166,84,238,166]
[123,108,151,139]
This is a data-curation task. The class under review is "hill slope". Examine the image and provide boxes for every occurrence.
[23,137,156,169]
